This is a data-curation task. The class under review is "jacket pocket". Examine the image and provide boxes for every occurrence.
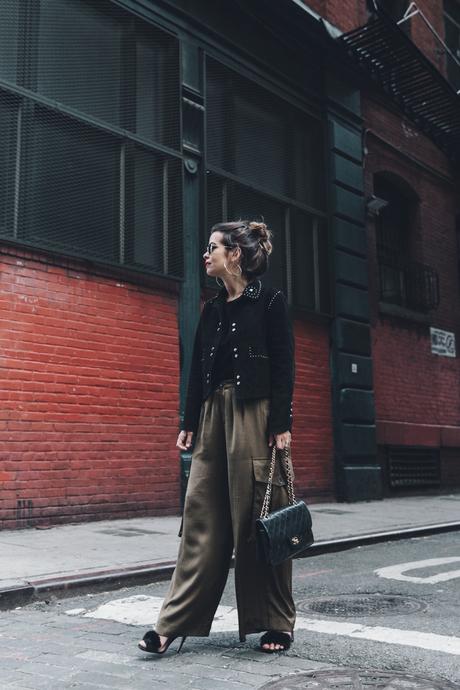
[248,345,269,360]
[252,455,286,486]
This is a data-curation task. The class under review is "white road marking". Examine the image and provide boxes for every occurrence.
[68,595,460,656]
[65,607,86,616]
[293,617,460,656]
[375,557,460,584]
[78,595,239,633]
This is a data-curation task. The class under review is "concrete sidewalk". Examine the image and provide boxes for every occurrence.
[1,494,459,609]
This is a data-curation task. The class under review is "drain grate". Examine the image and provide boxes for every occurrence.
[298,593,427,617]
[259,669,459,689]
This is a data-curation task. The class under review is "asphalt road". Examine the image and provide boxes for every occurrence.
[0,532,459,689]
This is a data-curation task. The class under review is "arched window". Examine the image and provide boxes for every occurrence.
[373,173,439,313]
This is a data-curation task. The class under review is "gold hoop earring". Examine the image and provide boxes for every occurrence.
[215,277,225,287]
[224,261,242,277]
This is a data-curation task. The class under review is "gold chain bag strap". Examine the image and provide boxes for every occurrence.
[255,445,314,566]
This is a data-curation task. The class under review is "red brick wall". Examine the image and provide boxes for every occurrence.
[292,319,334,501]
[303,0,447,68]
[0,246,181,529]
[408,1,446,74]
[363,96,460,470]
[0,244,334,528]
[301,0,369,32]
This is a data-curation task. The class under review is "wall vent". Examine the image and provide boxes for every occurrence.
[387,446,440,488]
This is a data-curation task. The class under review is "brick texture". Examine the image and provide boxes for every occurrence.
[0,245,334,528]
[304,0,460,489]
[0,247,181,529]
[292,319,334,502]
[363,96,460,488]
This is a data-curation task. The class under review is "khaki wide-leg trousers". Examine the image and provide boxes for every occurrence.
[156,381,296,641]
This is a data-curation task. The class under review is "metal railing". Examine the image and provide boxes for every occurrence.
[378,256,440,313]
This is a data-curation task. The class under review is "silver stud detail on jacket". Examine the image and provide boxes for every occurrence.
[243,280,261,299]
[268,290,282,311]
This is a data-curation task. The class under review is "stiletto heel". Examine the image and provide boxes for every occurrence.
[138,630,187,655]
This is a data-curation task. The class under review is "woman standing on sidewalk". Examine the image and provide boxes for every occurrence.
[138,220,296,655]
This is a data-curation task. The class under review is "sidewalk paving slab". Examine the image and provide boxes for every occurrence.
[1,494,459,609]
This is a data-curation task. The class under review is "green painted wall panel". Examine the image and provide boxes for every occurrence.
[341,424,377,457]
[334,318,371,355]
[331,154,364,192]
[339,389,375,423]
[333,186,365,224]
[336,250,368,288]
[330,119,362,163]
[336,352,373,388]
[337,466,383,501]
[334,218,367,256]
[335,284,370,321]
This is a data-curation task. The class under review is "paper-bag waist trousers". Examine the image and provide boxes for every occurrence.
[155,381,296,641]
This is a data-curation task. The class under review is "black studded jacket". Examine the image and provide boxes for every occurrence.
[183,279,295,435]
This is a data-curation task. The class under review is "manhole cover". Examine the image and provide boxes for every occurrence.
[259,669,459,689]
[298,594,427,617]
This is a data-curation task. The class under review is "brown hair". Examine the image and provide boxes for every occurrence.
[211,220,273,279]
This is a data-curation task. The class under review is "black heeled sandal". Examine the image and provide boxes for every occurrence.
[259,630,294,653]
[138,630,187,655]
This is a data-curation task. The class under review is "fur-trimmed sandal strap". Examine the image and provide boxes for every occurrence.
[140,630,161,652]
[259,630,293,652]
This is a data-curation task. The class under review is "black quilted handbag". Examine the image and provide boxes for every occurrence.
[255,446,314,566]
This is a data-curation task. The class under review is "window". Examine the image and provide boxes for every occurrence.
[205,58,329,314]
[0,93,17,238]
[444,0,460,92]
[0,0,183,279]
[374,174,439,313]
[456,215,460,291]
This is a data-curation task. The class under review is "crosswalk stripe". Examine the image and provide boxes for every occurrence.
[70,595,460,656]
[293,616,460,656]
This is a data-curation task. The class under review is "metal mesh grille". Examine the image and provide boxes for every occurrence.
[206,173,286,292]
[2,0,180,149]
[0,0,183,279]
[206,172,330,313]
[388,447,441,488]
[0,92,17,238]
[205,58,329,313]
[206,58,325,210]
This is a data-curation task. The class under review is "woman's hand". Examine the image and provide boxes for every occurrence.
[268,431,291,450]
[177,430,194,450]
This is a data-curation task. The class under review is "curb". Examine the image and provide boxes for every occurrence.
[1,520,459,611]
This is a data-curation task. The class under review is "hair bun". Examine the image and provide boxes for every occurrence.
[248,221,268,239]
[248,221,272,256]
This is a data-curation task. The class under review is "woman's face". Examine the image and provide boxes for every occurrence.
[203,231,234,278]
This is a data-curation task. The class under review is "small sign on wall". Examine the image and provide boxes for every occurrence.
[430,327,456,358]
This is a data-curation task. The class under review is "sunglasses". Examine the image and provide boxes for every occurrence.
[205,242,234,254]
